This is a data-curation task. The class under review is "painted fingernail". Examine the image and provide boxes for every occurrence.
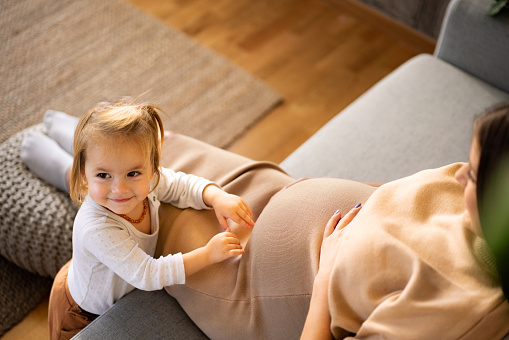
[355,203,361,208]
[334,209,341,215]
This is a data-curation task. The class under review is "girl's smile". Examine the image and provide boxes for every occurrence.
[110,197,133,203]
[82,137,154,219]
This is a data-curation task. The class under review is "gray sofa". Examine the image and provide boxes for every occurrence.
[356,0,450,39]
[74,0,509,338]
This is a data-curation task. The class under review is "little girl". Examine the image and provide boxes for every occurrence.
[22,98,254,340]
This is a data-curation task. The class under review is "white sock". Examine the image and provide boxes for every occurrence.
[21,131,73,193]
[43,110,79,155]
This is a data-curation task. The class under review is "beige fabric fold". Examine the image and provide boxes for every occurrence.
[157,133,376,339]
[330,164,509,339]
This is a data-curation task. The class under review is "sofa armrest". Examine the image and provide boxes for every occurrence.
[72,289,208,339]
[435,0,509,93]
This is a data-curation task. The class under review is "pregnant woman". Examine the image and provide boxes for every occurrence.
[160,103,509,339]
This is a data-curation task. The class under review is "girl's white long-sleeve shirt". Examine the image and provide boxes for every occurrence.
[67,167,214,315]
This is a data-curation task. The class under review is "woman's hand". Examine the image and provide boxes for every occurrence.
[301,204,362,340]
[318,204,362,278]
[203,185,255,231]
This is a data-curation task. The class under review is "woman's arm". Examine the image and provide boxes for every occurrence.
[301,205,362,339]
[301,271,334,340]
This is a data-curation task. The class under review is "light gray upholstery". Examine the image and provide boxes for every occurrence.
[435,0,509,93]
[280,54,509,182]
[73,290,207,340]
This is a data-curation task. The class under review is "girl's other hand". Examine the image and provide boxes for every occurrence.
[203,185,255,231]
[214,193,255,231]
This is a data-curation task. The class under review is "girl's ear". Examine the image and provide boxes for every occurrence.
[81,171,88,184]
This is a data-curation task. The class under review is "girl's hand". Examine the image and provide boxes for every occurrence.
[206,232,244,264]
[213,192,255,231]
[183,232,244,277]
[203,185,255,231]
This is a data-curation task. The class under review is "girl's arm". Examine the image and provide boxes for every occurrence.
[301,205,362,339]
[157,168,254,230]
[157,167,215,210]
[202,184,255,231]
[182,231,244,277]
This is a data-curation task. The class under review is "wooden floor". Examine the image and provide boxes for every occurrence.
[2,0,433,338]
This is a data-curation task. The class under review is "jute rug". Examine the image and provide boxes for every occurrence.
[0,0,281,148]
[0,0,281,335]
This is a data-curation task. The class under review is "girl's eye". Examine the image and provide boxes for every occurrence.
[128,171,140,177]
[97,173,111,179]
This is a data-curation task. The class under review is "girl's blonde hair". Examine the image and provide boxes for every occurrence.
[70,97,165,205]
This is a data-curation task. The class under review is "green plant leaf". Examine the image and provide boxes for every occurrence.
[488,0,509,16]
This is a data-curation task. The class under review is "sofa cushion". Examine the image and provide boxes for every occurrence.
[280,54,509,183]
[0,124,76,277]
[435,0,509,93]
[73,289,208,340]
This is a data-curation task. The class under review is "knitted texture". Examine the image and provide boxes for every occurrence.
[0,254,52,337]
[0,124,76,278]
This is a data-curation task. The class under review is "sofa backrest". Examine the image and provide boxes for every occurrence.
[435,0,509,93]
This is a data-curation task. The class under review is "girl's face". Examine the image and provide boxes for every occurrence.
[82,138,154,217]
[455,138,481,234]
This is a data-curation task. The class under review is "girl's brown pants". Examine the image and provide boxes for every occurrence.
[48,260,98,340]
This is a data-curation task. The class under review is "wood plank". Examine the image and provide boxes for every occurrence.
[317,0,436,54]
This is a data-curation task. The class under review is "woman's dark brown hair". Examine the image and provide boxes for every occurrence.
[475,102,509,300]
